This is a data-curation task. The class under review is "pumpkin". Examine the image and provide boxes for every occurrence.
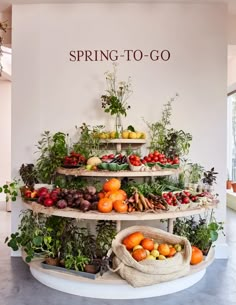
[97,198,113,213]
[132,248,147,262]
[190,246,203,265]
[87,156,102,166]
[113,200,128,213]
[117,189,127,200]
[103,178,121,192]
[106,190,125,203]
[141,238,154,251]
[158,243,170,256]
[122,231,145,250]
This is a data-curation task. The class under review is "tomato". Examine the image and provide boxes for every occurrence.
[148,153,154,159]
[153,156,158,162]
[147,157,152,162]
[153,151,159,156]
[144,156,148,161]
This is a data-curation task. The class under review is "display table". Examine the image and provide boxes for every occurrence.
[28,247,214,299]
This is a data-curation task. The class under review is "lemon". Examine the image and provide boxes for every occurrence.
[128,132,137,139]
[122,130,130,139]
[151,249,159,258]
[133,245,143,251]
[153,242,159,250]
[158,255,166,260]
[146,255,156,260]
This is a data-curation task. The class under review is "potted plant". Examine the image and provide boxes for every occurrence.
[101,63,132,137]
[187,163,204,191]
[0,180,20,211]
[226,172,232,190]
[202,167,218,192]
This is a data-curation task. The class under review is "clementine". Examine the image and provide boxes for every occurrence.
[158,243,170,256]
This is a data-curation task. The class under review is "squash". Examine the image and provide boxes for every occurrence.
[87,157,102,166]
[122,231,145,250]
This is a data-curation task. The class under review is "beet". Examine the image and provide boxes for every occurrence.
[90,201,98,210]
[83,193,92,201]
[56,199,67,209]
[80,200,91,212]
[86,186,97,195]
[91,194,99,202]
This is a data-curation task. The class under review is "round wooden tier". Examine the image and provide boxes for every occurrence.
[56,167,179,177]
[28,247,214,299]
[24,201,217,221]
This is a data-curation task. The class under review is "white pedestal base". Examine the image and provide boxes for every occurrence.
[30,262,206,299]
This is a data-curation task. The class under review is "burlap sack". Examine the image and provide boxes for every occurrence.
[111,225,192,287]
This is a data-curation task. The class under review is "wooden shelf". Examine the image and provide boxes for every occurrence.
[99,139,146,153]
[23,201,217,221]
[56,167,179,177]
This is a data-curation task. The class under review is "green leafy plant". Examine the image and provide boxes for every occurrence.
[35,131,68,184]
[187,163,204,184]
[72,123,105,159]
[145,94,192,158]
[101,63,132,117]
[0,180,20,202]
[64,249,89,272]
[96,220,117,258]
[5,211,68,262]
[173,212,224,253]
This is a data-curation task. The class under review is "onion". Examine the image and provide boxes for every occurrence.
[56,199,67,209]
[80,200,91,212]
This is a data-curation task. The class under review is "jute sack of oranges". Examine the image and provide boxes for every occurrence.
[111,225,191,287]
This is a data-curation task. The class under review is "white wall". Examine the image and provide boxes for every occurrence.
[12,3,228,257]
[0,80,11,201]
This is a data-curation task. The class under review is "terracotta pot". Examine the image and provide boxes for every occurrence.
[84,264,100,274]
[226,180,232,190]
[231,182,236,192]
[45,257,60,266]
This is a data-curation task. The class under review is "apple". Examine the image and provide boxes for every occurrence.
[24,190,32,198]
[44,198,54,207]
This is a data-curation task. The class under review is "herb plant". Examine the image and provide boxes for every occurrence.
[101,63,132,117]
[19,163,39,188]
[72,123,105,159]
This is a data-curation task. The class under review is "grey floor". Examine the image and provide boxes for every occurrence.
[0,205,235,305]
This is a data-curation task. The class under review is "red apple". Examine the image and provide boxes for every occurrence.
[44,198,54,207]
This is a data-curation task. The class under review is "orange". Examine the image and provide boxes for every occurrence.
[158,243,170,256]
[167,247,177,257]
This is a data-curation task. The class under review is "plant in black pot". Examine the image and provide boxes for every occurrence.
[202,167,218,192]
[19,163,39,189]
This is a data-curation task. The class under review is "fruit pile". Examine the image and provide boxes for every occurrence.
[62,152,86,167]
[142,151,179,166]
[122,231,182,261]
[97,130,146,140]
[128,154,142,167]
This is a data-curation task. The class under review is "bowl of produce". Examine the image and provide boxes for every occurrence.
[107,163,129,171]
